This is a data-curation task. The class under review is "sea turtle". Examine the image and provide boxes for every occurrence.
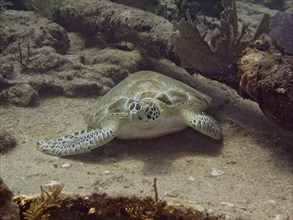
[37,71,222,156]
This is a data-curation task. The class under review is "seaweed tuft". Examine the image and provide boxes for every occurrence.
[19,184,64,220]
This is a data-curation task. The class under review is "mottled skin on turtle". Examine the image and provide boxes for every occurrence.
[37,71,223,156]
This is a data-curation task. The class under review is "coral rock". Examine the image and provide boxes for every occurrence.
[0,129,17,153]
[270,10,293,55]
[0,178,20,220]
[239,49,293,132]
[7,84,39,106]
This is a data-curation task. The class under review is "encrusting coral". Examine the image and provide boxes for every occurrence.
[0,178,20,220]
[0,0,13,9]
[13,179,208,220]
[238,48,293,132]
[0,177,13,207]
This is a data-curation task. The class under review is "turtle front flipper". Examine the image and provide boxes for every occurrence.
[37,127,116,156]
[181,111,223,140]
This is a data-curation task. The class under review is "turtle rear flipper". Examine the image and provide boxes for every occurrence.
[37,128,116,156]
[182,111,223,140]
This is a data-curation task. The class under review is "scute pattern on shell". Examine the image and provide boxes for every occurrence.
[85,71,211,129]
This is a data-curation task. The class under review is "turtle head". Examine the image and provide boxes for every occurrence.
[128,100,161,129]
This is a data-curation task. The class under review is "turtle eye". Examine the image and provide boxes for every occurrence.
[129,103,135,110]
[135,103,141,110]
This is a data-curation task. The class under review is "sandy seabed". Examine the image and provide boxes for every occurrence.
[1,74,292,219]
